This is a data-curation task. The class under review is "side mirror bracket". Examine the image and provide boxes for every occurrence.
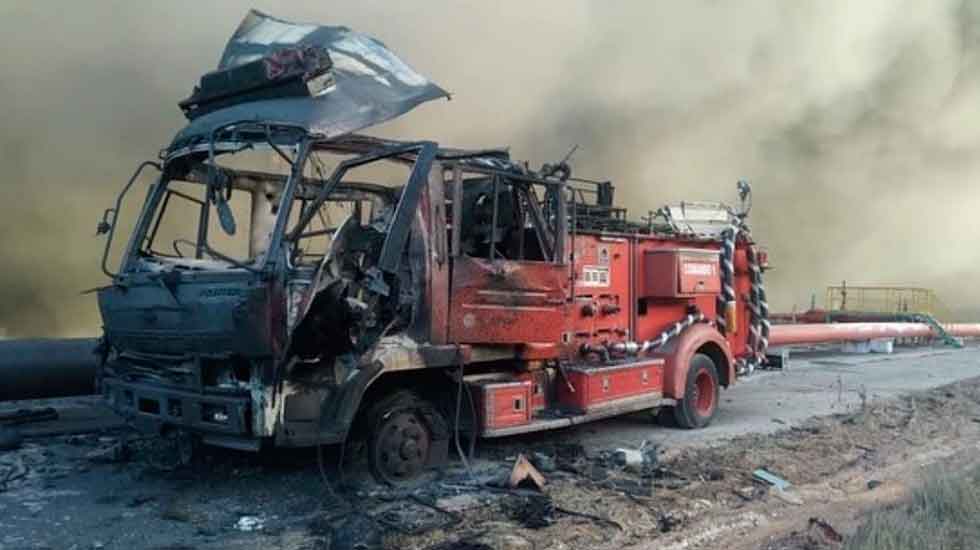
[99,161,162,279]
[96,208,116,236]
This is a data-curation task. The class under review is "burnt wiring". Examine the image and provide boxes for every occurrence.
[453,357,476,481]
[465,372,477,460]
[316,316,403,493]
[372,494,464,535]
[316,392,340,498]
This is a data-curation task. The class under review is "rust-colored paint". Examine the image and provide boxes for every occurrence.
[566,235,631,354]
[654,322,735,400]
[559,233,753,400]
[731,245,753,357]
[633,239,728,343]
[557,358,665,412]
[448,258,567,344]
[641,248,721,297]
[472,380,532,431]
[424,164,450,344]
[515,369,550,412]
[518,343,560,360]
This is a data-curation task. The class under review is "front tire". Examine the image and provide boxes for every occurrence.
[366,391,439,484]
[672,353,720,429]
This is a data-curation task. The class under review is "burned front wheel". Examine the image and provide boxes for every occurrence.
[671,353,720,429]
[366,391,441,484]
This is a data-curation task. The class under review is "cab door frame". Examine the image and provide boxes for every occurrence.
[445,164,568,345]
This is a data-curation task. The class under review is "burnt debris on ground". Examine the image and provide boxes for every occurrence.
[1,377,980,549]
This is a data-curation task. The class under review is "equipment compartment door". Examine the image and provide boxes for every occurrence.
[449,257,566,343]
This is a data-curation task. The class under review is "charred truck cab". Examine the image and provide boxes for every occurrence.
[97,132,443,452]
[95,11,770,482]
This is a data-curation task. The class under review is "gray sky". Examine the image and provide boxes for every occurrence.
[2,1,979,336]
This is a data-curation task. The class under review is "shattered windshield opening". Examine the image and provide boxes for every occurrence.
[136,148,297,271]
[131,139,418,274]
[142,178,248,265]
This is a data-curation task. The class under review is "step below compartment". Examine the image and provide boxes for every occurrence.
[557,358,665,413]
[469,379,532,433]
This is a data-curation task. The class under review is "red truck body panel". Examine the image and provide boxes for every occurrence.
[451,230,755,435]
[448,258,567,345]
[557,358,665,413]
[473,380,533,430]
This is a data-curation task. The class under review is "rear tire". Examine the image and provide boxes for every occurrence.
[672,353,720,429]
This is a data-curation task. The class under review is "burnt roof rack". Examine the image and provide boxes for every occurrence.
[179,45,335,121]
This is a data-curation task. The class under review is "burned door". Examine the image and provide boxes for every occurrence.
[284,141,439,356]
[447,168,568,344]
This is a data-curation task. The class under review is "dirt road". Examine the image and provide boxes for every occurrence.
[1,344,978,550]
[560,345,980,452]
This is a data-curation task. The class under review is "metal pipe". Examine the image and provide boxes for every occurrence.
[582,313,706,359]
[769,323,980,347]
[0,338,99,401]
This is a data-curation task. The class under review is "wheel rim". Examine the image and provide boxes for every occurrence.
[692,370,716,417]
[372,410,430,483]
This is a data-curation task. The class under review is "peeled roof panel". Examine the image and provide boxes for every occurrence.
[168,10,449,154]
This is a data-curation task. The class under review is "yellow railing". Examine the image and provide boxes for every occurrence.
[825,284,950,320]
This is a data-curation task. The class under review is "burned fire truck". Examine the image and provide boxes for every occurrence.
[94,12,769,482]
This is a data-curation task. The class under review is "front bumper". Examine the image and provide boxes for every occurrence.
[103,377,251,437]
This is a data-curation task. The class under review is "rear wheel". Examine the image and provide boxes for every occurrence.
[366,391,440,484]
[672,353,720,429]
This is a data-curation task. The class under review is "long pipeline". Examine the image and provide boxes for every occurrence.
[1,324,978,401]
[769,323,980,347]
[0,338,99,401]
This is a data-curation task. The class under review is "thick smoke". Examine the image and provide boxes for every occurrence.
[1,1,979,337]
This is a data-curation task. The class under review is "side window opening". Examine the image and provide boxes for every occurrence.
[452,169,561,263]
[287,198,355,268]
[285,144,432,361]
[285,153,406,269]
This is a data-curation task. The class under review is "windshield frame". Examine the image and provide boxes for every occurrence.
[118,122,441,278]
[120,139,311,275]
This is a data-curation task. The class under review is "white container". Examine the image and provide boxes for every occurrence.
[869,339,894,354]
[841,340,872,354]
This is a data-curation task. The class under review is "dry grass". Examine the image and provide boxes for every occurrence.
[846,464,980,550]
